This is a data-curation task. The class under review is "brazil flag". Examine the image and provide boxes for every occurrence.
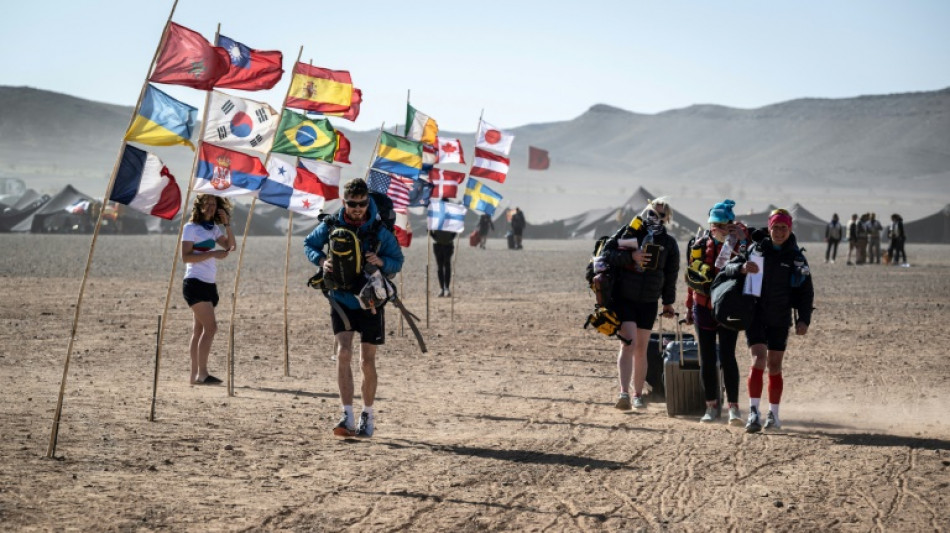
[272,109,337,161]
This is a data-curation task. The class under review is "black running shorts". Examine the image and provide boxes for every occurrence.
[745,315,790,351]
[331,304,385,345]
[613,300,659,330]
[182,278,219,307]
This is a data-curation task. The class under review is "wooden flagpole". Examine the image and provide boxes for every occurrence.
[226,46,305,396]
[48,0,180,456]
[426,230,431,328]
[148,22,219,422]
[283,209,294,376]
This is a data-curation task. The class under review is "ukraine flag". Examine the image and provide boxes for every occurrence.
[463,178,502,216]
[124,84,197,149]
[271,109,336,161]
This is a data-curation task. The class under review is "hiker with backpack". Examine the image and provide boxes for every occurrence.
[303,178,405,438]
[597,198,679,410]
[716,208,814,433]
[683,200,747,425]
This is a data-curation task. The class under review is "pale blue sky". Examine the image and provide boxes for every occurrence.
[2,0,948,132]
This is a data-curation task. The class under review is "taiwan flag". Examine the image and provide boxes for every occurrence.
[194,143,268,197]
[149,23,230,90]
[214,34,283,91]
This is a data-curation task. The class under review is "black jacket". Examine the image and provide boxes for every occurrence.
[601,218,679,305]
[721,232,814,327]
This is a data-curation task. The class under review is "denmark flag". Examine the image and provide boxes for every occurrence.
[469,148,510,184]
[428,168,466,199]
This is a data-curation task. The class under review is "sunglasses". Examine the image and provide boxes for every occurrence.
[711,223,730,229]
[345,200,369,208]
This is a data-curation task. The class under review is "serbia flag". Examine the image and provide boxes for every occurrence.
[112,145,181,220]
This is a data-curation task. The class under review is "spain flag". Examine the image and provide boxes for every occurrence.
[284,63,353,111]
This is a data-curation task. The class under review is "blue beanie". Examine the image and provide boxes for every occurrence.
[708,199,736,224]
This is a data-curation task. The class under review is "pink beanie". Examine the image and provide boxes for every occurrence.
[769,209,793,229]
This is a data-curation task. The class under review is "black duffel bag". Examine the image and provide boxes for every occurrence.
[711,272,755,331]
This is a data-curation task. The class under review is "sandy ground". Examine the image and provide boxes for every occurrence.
[1,233,948,532]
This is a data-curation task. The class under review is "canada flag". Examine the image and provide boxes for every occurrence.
[436,137,465,165]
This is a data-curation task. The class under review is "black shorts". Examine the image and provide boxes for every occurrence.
[613,300,659,330]
[182,278,219,307]
[745,315,790,351]
[331,304,385,345]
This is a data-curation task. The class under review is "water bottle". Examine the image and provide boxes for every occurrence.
[715,234,736,269]
[636,227,656,272]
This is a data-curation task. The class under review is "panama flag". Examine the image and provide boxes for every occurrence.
[214,34,283,91]
[111,144,181,219]
[405,104,438,146]
[469,148,510,184]
[427,201,466,233]
[462,178,502,216]
[428,168,465,199]
[204,91,279,154]
[475,119,515,156]
[149,23,230,90]
[436,137,465,164]
[194,143,268,197]
[259,156,338,217]
[124,84,197,149]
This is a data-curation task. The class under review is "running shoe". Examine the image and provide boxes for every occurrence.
[333,413,356,437]
[764,410,782,430]
[614,393,632,410]
[728,406,743,426]
[700,406,719,423]
[745,406,762,433]
[356,411,375,438]
[632,395,646,409]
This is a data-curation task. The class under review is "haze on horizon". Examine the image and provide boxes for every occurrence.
[3,0,949,132]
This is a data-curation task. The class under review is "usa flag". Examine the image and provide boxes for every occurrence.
[368,169,411,210]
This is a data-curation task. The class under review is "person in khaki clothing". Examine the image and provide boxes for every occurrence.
[855,213,869,265]
[867,213,883,264]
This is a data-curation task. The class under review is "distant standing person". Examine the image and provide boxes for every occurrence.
[598,198,679,410]
[867,213,883,264]
[181,194,235,385]
[855,213,870,264]
[888,213,906,266]
[718,209,814,433]
[431,229,456,297]
[511,207,526,250]
[824,213,843,263]
[846,213,859,265]
[477,213,494,249]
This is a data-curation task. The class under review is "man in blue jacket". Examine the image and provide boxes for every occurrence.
[304,178,404,438]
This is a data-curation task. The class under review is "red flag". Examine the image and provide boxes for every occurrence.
[469,148,510,184]
[333,130,351,164]
[214,35,283,90]
[428,168,465,199]
[528,146,550,170]
[149,23,230,90]
[393,211,412,247]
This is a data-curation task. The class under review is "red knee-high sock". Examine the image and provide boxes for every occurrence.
[768,373,784,404]
[748,367,764,399]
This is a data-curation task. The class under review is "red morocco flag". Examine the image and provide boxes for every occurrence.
[149,23,230,90]
[469,148,510,184]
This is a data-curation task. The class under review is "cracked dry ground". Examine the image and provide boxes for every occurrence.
[1,235,948,531]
